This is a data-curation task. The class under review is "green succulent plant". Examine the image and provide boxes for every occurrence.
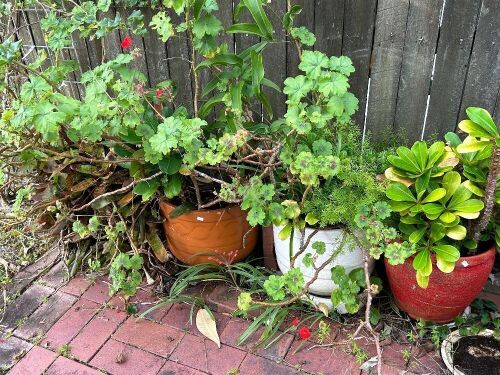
[385,107,499,288]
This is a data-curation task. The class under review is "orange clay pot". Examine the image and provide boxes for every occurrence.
[159,201,258,265]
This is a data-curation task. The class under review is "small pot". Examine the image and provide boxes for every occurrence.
[441,329,496,375]
[385,244,496,323]
[273,225,374,313]
[159,201,257,265]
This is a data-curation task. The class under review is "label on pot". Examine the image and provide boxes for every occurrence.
[197,216,204,221]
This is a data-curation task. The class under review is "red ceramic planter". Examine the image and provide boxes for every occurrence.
[385,244,496,323]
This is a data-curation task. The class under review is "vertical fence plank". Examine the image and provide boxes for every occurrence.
[458,0,500,122]
[262,0,287,120]
[423,0,482,139]
[364,0,410,142]
[314,0,343,56]
[166,12,194,113]
[393,0,443,143]
[341,0,377,128]
[101,6,122,62]
[142,9,170,87]
[286,0,314,77]
[12,10,37,65]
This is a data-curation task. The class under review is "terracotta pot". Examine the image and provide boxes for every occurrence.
[385,244,496,323]
[159,201,257,265]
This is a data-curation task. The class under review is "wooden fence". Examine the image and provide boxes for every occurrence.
[6,0,500,143]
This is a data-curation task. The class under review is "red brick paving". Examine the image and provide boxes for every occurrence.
[46,356,102,375]
[170,333,246,375]
[113,316,184,357]
[162,303,231,337]
[59,275,91,296]
[89,339,166,375]
[2,276,452,375]
[69,308,127,362]
[81,277,111,304]
[8,346,58,375]
[40,298,99,350]
[158,360,207,374]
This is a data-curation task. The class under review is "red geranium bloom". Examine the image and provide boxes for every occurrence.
[121,36,133,49]
[298,326,311,340]
[292,317,300,327]
[156,88,165,98]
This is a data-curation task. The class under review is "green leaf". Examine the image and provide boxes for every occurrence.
[446,225,466,240]
[196,53,243,71]
[409,227,426,244]
[278,223,293,240]
[413,249,431,276]
[150,11,173,42]
[251,50,264,94]
[451,199,484,213]
[283,75,312,102]
[411,141,428,170]
[290,26,316,46]
[227,23,265,38]
[436,257,455,273]
[465,107,498,137]
[442,171,461,202]
[282,5,302,29]
[133,178,160,201]
[422,188,446,203]
[162,174,182,199]
[433,244,460,263]
[416,271,429,288]
[158,154,182,175]
[244,0,274,40]
[386,182,415,202]
[298,51,329,79]
[329,56,355,76]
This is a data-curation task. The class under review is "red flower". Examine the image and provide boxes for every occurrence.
[298,326,311,340]
[121,36,133,49]
[156,88,165,99]
[292,317,300,327]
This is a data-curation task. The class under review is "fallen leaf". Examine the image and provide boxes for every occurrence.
[317,302,330,317]
[196,308,220,348]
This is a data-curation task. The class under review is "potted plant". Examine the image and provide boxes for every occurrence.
[125,0,289,265]
[226,35,389,313]
[382,107,499,322]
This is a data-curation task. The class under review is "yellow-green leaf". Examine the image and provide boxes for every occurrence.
[446,225,466,240]
[416,271,429,288]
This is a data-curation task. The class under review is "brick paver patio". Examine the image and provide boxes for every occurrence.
[1,258,497,374]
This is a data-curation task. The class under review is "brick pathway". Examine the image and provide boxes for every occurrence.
[2,260,496,374]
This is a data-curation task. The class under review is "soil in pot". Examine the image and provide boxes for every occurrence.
[451,335,500,375]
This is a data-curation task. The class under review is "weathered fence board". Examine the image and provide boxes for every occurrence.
[458,0,500,122]
[423,0,482,139]
[8,0,500,140]
[393,0,443,143]
[365,0,410,143]
[341,0,377,128]
[314,0,344,57]
[263,0,287,119]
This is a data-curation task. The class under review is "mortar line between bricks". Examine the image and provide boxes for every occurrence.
[75,303,131,364]
[7,286,59,341]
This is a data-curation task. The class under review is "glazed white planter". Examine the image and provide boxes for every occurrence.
[273,225,374,312]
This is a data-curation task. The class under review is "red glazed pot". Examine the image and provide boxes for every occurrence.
[384,244,496,323]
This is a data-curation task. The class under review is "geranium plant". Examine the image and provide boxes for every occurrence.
[384,107,499,288]
[0,0,287,286]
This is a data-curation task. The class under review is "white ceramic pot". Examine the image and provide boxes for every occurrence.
[273,225,374,311]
